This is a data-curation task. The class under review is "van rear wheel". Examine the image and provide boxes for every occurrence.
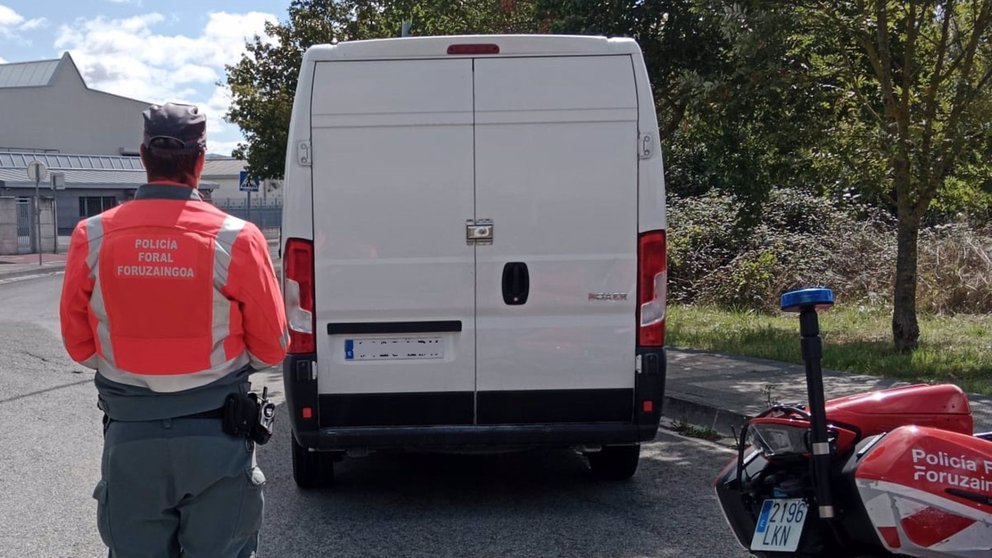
[291,436,335,489]
[586,444,640,480]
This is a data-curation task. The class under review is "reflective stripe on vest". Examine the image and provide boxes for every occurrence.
[211,215,246,368]
[86,215,117,368]
[95,353,251,393]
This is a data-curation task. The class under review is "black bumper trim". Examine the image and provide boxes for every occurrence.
[477,389,633,424]
[320,392,474,427]
[319,389,636,427]
[295,422,658,450]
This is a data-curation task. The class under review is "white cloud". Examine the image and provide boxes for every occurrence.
[53,10,278,153]
[18,16,45,31]
[171,65,218,85]
[0,56,6,64]
[0,4,22,26]
[209,139,243,157]
[204,86,234,135]
[0,4,46,37]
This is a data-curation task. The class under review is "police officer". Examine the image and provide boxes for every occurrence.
[60,102,288,558]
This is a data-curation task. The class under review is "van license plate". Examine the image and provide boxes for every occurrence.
[750,498,807,552]
[345,337,444,361]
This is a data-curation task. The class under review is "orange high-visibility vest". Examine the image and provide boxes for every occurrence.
[60,184,288,393]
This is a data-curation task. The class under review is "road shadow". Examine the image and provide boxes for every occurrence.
[255,405,749,558]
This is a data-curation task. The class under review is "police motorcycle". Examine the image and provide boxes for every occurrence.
[714,288,992,557]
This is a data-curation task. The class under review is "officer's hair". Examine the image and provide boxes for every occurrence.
[142,141,202,185]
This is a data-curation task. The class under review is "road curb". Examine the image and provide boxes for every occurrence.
[0,265,66,282]
[663,394,749,438]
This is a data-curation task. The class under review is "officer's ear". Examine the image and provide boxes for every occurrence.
[193,150,206,180]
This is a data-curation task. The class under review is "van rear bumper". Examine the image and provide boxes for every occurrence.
[284,347,666,451]
[295,422,658,451]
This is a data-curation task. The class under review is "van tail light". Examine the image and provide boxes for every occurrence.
[284,238,315,354]
[638,230,667,346]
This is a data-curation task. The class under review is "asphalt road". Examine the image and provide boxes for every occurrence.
[0,274,750,558]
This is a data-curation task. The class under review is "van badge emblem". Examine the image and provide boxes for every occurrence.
[589,293,628,301]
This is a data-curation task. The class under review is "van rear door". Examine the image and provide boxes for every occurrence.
[309,59,477,426]
[473,56,640,424]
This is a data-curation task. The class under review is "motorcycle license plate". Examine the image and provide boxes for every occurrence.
[750,498,807,552]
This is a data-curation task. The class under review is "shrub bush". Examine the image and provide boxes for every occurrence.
[917,223,992,313]
[667,189,992,314]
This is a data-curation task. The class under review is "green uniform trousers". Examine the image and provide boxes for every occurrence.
[94,416,265,558]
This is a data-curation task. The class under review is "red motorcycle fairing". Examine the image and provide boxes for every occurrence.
[854,425,992,557]
[826,384,973,438]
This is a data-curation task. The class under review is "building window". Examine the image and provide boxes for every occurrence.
[79,196,117,217]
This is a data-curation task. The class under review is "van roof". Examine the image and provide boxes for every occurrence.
[303,35,640,61]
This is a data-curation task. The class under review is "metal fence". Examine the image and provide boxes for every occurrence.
[214,199,282,230]
[16,198,30,236]
[14,197,56,254]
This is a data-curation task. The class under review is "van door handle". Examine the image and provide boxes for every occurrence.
[502,262,529,305]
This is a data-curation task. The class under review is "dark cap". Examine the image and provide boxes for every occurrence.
[142,102,206,153]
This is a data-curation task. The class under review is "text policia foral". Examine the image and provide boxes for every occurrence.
[912,448,992,492]
[116,238,196,279]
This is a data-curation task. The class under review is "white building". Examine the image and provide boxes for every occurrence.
[203,157,283,204]
[0,53,217,251]
[0,52,146,156]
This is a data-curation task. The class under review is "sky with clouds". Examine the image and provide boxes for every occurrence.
[0,1,292,156]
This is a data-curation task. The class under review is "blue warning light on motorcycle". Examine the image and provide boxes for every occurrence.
[780,288,834,313]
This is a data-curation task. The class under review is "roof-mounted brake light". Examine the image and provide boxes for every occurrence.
[447,44,500,55]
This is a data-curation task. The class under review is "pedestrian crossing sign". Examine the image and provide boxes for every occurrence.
[239,171,260,192]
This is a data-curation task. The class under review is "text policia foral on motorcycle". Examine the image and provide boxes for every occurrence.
[912,448,992,491]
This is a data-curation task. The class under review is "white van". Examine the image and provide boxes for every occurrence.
[281,35,667,488]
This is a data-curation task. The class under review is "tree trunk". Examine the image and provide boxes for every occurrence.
[892,208,921,352]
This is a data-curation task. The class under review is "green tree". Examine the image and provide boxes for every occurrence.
[225,0,537,179]
[666,3,840,208]
[538,2,841,209]
[804,0,992,351]
[537,0,726,141]
[225,1,347,180]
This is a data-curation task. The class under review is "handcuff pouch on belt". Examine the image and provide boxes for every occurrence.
[222,387,275,445]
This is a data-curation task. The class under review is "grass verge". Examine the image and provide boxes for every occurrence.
[667,304,992,395]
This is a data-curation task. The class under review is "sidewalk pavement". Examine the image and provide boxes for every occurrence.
[0,252,68,282]
[664,348,992,436]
